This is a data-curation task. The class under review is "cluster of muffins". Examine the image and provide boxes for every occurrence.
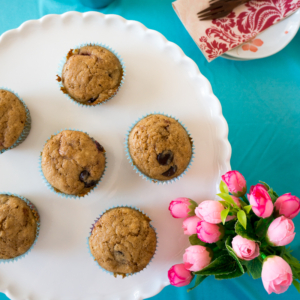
[0,44,194,276]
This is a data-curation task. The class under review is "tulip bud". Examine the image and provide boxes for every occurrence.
[262,256,293,294]
[183,245,213,272]
[168,263,193,287]
[195,200,224,224]
[231,235,259,261]
[266,216,295,246]
[169,197,198,218]
[221,171,247,197]
[274,193,300,219]
[196,221,224,244]
[248,184,273,218]
[182,216,202,235]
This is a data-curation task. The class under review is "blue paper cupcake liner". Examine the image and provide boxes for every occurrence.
[125,112,195,184]
[57,42,126,107]
[39,129,107,199]
[87,205,158,277]
[0,193,40,263]
[0,88,31,154]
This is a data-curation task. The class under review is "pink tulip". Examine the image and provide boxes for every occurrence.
[262,256,293,294]
[249,183,268,194]
[266,216,295,246]
[221,171,247,197]
[195,200,224,224]
[169,197,197,218]
[221,196,241,221]
[168,263,193,287]
[196,221,224,244]
[231,235,259,261]
[183,216,202,235]
[274,193,300,219]
[248,184,273,218]
[183,245,212,272]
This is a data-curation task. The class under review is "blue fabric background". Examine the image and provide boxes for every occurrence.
[0,0,299,299]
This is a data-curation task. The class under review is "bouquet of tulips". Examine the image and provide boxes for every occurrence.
[168,171,300,295]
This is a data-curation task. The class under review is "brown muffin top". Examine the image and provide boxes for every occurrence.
[0,194,38,259]
[61,45,123,105]
[0,90,26,151]
[128,114,192,181]
[89,207,157,276]
[41,130,106,196]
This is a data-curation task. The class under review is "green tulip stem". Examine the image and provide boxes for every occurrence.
[225,230,235,235]
[242,195,249,205]
[260,253,267,260]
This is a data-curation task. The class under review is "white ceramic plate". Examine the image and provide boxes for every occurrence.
[222,9,300,60]
[0,12,231,300]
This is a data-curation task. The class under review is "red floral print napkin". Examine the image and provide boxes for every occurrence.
[172,0,300,62]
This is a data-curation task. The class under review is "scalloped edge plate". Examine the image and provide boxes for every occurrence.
[222,9,300,60]
[0,11,231,300]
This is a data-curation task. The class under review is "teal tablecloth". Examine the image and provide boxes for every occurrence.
[0,0,299,299]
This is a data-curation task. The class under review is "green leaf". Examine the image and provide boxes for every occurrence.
[235,220,258,241]
[259,238,269,248]
[293,280,300,293]
[187,199,198,216]
[221,208,230,225]
[225,237,244,274]
[189,234,206,246]
[259,181,270,191]
[216,240,225,249]
[237,210,247,229]
[219,180,229,194]
[268,189,278,203]
[217,193,239,209]
[224,219,236,230]
[243,258,263,279]
[255,217,274,238]
[283,249,300,280]
[194,254,237,276]
[215,266,244,280]
[187,275,207,292]
[243,205,252,214]
[212,250,228,260]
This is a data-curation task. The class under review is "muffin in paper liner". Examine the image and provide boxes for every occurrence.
[39,129,107,199]
[87,205,158,277]
[0,193,40,263]
[125,112,195,184]
[56,42,126,107]
[0,88,31,154]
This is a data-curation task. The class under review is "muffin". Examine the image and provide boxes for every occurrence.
[0,89,30,153]
[89,207,157,276]
[0,194,39,260]
[59,45,123,106]
[41,130,106,197]
[127,114,193,181]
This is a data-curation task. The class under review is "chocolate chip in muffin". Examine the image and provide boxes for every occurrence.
[79,170,98,188]
[88,97,98,104]
[94,141,104,152]
[157,150,173,165]
[162,165,177,177]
